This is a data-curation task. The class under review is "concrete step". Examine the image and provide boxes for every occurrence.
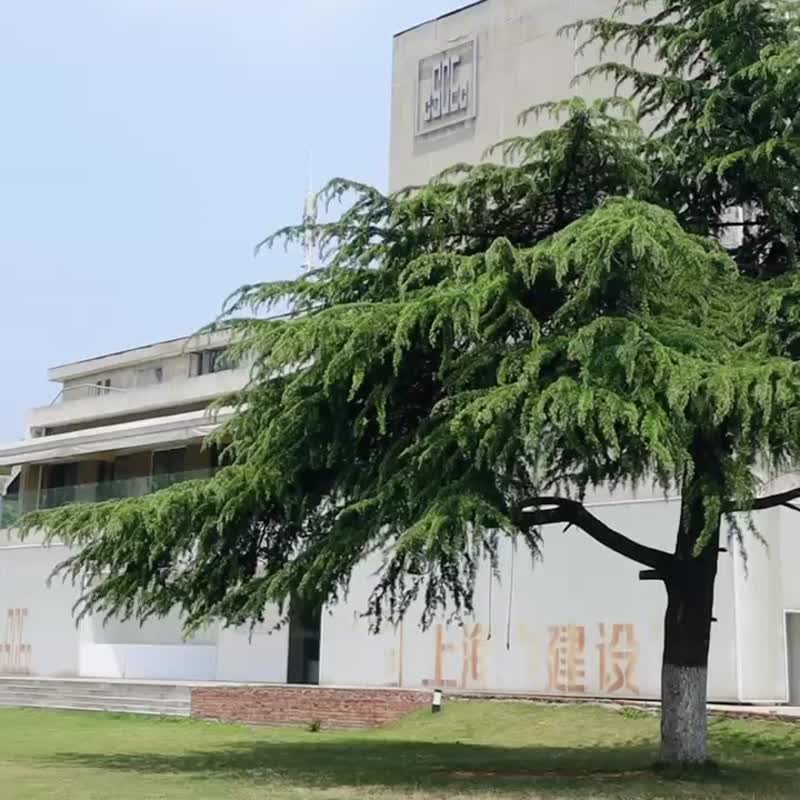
[0,692,189,708]
[0,692,190,707]
[0,679,189,693]
[0,684,189,701]
[0,698,190,716]
[0,678,192,717]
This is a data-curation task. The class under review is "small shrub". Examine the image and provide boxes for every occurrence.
[307,719,322,733]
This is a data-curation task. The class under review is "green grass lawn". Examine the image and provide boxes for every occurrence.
[1,702,799,799]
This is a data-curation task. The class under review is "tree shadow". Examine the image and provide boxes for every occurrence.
[44,736,799,797]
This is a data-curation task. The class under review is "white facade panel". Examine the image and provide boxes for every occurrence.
[215,614,290,684]
[0,544,81,677]
[87,612,217,647]
[731,510,789,703]
[321,496,742,702]
[79,643,218,681]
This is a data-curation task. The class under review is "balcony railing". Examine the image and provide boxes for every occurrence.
[50,351,244,405]
[50,383,130,405]
[0,468,216,529]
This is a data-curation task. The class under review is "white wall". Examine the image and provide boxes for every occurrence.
[79,643,218,681]
[321,494,741,702]
[88,611,217,647]
[0,544,81,677]
[4,495,791,697]
[730,509,788,703]
[0,538,293,683]
[215,614,290,683]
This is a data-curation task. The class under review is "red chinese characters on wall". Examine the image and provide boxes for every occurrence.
[547,622,640,696]
[422,619,641,696]
[424,624,485,689]
[597,623,640,695]
[547,625,586,693]
[1,608,31,675]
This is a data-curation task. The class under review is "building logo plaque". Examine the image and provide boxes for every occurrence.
[415,37,477,136]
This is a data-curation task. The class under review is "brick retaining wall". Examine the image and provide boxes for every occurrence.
[191,685,430,729]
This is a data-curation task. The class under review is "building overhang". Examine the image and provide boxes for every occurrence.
[28,368,249,432]
[0,409,233,467]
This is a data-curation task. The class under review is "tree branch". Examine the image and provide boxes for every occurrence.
[513,496,674,571]
[728,485,800,512]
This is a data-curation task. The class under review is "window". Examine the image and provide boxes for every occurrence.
[92,378,112,396]
[286,600,321,685]
[151,448,187,490]
[41,462,79,509]
[190,348,231,377]
[135,366,164,388]
[96,460,115,502]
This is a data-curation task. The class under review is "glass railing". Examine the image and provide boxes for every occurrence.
[0,496,20,530]
[0,468,216,529]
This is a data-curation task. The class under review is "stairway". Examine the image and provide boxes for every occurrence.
[0,677,191,716]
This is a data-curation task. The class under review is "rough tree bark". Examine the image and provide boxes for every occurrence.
[660,440,723,766]
[660,507,720,766]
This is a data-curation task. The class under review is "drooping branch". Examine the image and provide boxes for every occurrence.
[514,496,674,571]
[727,485,800,513]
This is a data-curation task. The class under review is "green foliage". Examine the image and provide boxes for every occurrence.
[21,2,800,634]
[572,0,800,276]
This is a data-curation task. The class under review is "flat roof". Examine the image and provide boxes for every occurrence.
[394,0,488,38]
[49,335,191,374]
[47,330,234,383]
[47,311,294,383]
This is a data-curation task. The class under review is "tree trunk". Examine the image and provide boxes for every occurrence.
[660,457,722,766]
[660,558,717,765]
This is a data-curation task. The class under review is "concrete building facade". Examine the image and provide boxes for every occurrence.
[0,334,299,684]
[388,0,643,191]
[1,0,799,712]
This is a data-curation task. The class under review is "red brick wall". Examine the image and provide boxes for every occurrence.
[191,685,430,729]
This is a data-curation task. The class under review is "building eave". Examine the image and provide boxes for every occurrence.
[394,0,488,39]
[0,408,233,467]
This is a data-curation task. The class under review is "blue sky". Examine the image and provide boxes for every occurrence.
[0,0,464,441]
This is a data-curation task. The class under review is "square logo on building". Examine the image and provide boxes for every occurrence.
[416,38,477,137]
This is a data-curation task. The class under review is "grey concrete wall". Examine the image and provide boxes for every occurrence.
[779,505,800,612]
[389,0,639,191]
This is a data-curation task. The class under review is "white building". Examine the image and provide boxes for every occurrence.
[0,334,315,685]
[1,0,799,709]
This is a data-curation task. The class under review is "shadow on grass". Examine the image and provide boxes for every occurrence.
[44,735,800,797]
